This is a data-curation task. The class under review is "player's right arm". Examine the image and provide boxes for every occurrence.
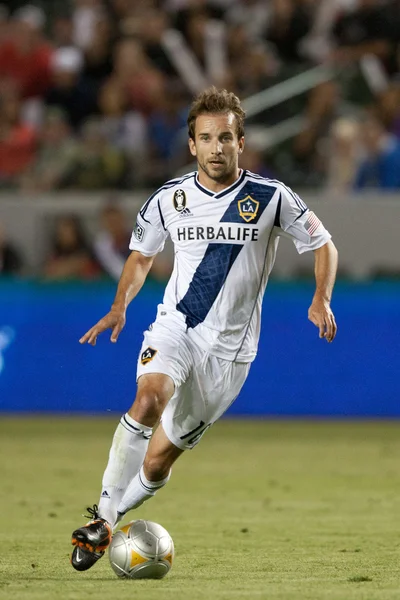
[79,251,155,346]
[80,193,168,346]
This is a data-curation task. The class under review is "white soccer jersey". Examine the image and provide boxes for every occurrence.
[129,170,331,362]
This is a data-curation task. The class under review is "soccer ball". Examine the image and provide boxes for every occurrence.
[109,520,174,579]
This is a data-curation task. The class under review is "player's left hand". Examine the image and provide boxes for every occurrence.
[308,297,337,343]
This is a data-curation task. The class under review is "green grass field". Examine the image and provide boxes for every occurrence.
[1,418,400,600]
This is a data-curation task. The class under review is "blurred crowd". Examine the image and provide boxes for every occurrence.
[0,0,398,193]
[0,202,173,279]
[1,0,400,280]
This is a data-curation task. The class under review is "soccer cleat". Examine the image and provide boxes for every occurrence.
[71,504,112,571]
[71,545,104,571]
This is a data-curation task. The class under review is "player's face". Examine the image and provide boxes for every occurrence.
[189,113,244,187]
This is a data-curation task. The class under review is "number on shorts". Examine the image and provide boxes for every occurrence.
[180,421,211,446]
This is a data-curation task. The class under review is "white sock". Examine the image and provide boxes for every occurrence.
[98,414,152,527]
[117,466,171,516]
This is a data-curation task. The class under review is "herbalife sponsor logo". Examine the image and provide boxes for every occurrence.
[0,327,15,375]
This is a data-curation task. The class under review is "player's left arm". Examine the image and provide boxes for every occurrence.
[275,185,338,343]
[309,240,338,343]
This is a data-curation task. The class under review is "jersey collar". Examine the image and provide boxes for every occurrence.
[194,169,246,199]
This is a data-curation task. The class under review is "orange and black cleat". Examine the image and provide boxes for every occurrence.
[71,504,112,571]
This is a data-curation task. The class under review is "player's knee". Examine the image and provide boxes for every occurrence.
[143,455,170,482]
[131,389,166,424]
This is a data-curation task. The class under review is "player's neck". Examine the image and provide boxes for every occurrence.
[197,167,242,194]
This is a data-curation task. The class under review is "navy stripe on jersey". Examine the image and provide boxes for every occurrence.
[293,207,308,222]
[222,180,277,225]
[157,199,166,230]
[274,193,282,227]
[139,173,195,222]
[163,172,196,188]
[139,190,158,223]
[177,243,243,328]
[176,180,277,328]
[246,172,307,212]
[245,170,265,180]
[273,194,306,227]
[267,178,307,211]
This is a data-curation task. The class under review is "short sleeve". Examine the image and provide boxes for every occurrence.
[275,184,331,254]
[129,195,168,256]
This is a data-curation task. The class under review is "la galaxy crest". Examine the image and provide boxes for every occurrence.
[141,347,157,365]
[238,195,259,223]
[173,189,186,212]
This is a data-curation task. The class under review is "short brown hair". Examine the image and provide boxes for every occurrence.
[187,87,245,141]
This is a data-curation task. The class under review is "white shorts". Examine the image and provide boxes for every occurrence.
[136,309,251,450]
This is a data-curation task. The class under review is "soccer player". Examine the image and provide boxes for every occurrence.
[70,87,338,571]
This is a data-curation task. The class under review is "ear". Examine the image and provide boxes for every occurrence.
[188,137,197,157]
[238,136,245,154]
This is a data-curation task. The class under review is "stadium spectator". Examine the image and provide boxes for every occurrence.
[43,215,100,280]
[161,4,230,93]
[0,86,37,188]
[0,5,9,46]
[326,117,360,192]
[107,0,138,24]
[138,9,179,78]
[51,14,74,48]
[291,80,340,185]
[183,8,214,66]
[392,0,400,73]
[239,145,275,179]
[65,117,126,189]
[93,202,131,280]
[147,88,188,180]
[82,13,115,93]
[20,108,77,192]
[72,0,104,50]
[229,37,279,97]
[391,108,400,140]
[173,3,225,52]
[110,38,165,117]
[375,83,400,137]
[353,111,400,190]
[226,0,270,43]
[98,79,148,183]
[0,5,53,99]
[0,221,22,275]
[263,0,314,67]
[45,46,97,130]
[327,0,396,75]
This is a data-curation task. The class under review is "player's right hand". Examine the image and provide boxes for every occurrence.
[79,310,126,346]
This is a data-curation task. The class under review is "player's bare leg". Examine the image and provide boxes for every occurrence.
[117,423,183,519]
[143,422,184,480]
[128,373,175,426]
[71,374,174,571]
